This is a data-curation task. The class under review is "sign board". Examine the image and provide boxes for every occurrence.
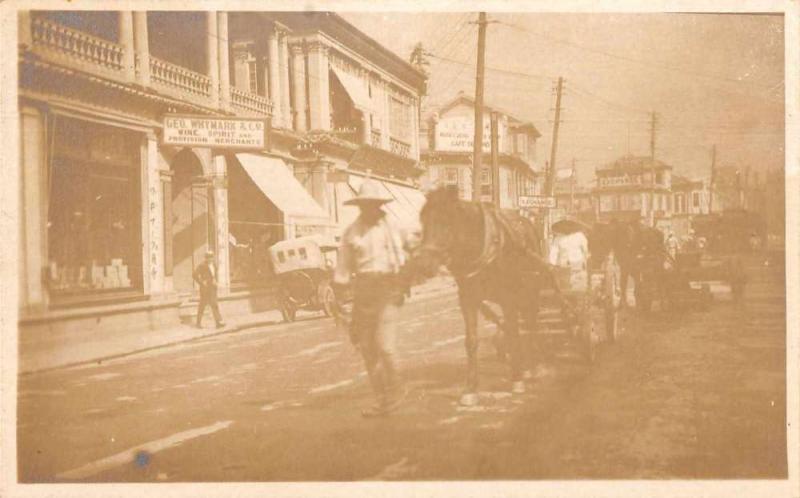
[598,174,642,188]
[518,195,556,208]
[162,114,269,150]
[435,116,506,153]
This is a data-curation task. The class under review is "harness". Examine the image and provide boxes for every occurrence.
[450,204,505,280]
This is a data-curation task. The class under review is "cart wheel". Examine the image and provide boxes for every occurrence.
[603,254,622,342]
[280,299,296,323]
[581,312,597,363]
[321,283,336,317]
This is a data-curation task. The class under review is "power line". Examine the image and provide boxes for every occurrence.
[497,20,781,91]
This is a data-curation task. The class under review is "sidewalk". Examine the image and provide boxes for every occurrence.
[20,277,457,375]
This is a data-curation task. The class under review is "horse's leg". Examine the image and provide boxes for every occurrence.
[459,290,481,406]
[619,263,630,308]
[501,302,525,394]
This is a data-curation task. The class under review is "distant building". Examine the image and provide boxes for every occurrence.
[593,155,673,223]
[419,93,543,211]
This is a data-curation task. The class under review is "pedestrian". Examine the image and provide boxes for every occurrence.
[665,232,679,259]
[334,180,409,418]
[193,250,225,329]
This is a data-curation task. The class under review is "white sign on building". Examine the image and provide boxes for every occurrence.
[435,116,505,153]
[518,195,556,208]
[163,115,268,150]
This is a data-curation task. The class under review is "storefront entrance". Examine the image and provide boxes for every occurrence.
[171,149,209,294]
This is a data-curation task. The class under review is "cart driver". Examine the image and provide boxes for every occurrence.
[333,179,409,418]
[549,218,590,293]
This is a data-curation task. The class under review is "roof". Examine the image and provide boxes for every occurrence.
[431,93,542,139]
[672,174,705,189]
[597,155,673,174]
[263,12,427,93]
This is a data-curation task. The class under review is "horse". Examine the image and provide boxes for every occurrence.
[407,186,551,406]
[590,220,667,311]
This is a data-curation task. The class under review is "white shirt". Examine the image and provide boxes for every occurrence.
[334,213,407,285]
[549,232,589,267]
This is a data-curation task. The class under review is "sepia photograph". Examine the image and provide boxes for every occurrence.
[2,0,797,495]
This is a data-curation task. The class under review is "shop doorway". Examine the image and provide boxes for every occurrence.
[171,149,209,294]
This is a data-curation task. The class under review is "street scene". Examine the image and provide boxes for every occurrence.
[12,6,788,486]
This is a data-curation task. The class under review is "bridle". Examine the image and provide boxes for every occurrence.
[419,202,503,281]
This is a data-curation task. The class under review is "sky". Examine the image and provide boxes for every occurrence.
[340,12,784,187]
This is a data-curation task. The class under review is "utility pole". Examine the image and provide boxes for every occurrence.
[708,144,716,213]
[471,12,488,202]
[543,76,564,255]
[490,110,500,205]
[649,110,657,226]
[570,157,576,214]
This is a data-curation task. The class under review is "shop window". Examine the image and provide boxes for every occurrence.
[299,247,307,260]
[47,120,142,297]
[445,167,458,184]
[692,192,700,208]
[248,60,259,94]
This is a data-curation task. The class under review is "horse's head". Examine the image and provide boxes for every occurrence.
[410,185,463,278]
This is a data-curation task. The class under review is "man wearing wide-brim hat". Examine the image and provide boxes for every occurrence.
[334,179,409,417]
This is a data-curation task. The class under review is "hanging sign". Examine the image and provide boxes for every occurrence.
[518,195,556,208]
[162,114,269,150]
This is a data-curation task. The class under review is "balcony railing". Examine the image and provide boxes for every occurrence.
[30,17,124,72]
[370,129,382,148]
[230,87,272,116]
[390,137,411,158]
[148,56,212,98]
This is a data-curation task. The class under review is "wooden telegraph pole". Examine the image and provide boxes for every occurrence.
[490,110,500,205]
[543,77,564,253]
[708,144,716,213]
[471,12,488,202]
[649,110,658,226]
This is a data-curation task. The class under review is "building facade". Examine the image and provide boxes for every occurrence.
[592,155,674,224]
[419,94,542,211]
[18,10,425,337]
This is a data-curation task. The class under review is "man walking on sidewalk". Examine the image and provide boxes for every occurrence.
[334,180,409,418]
[194,250,225,329]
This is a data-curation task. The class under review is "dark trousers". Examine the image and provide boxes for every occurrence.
[197,286,223,326]
[351,273,405,406]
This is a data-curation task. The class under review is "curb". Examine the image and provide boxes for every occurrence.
[21,285,459,376]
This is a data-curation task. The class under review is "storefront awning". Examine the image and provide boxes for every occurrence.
[235,153,329,226]
[331,66,373,112]
[348,176,423,232]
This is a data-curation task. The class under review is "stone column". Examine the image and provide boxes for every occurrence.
[159,168,174,294]
[279,31,291,129]
[118,11,135,81]
[133,11,150,85]
[142,133,165,295]
[212,154,230,293]
[306,41,330,130]
[217,12,230,110]
[290,44,307,132]
[381,81,391,149]
[267,27,282,125]
[206,11,220,108]
[19,106,47,313]
[18,11,32,48]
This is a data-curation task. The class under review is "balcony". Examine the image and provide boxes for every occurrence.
[230,87,273,117]
[30,16,125,74]
[148,56,211,98]
[390,137,411,158]
[370,129,382,148]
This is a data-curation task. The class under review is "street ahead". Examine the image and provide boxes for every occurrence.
[18,256,786,481]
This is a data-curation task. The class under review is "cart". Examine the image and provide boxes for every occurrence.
[268,234,341,322]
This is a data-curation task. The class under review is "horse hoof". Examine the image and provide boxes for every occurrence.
[511,381,526,394]
[459,393,479,406]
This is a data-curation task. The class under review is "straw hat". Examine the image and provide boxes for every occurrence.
[551,218,591,235]
[344,180,392,206]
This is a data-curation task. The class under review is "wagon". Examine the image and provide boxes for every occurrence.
[268,234,341,322]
